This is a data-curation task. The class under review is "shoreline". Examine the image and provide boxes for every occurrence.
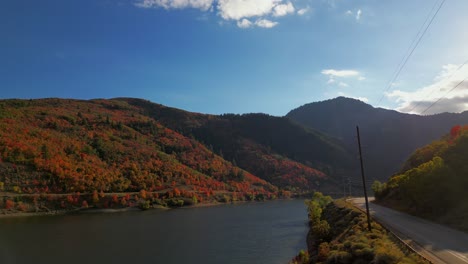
[0,198,302,219]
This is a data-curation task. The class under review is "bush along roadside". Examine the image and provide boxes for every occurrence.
[290,193,428,264]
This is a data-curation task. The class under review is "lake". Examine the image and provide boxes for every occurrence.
[0,199,308,264]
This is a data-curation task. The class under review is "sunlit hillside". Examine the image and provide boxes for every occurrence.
[373,125,468,232]
[0,98,350,213]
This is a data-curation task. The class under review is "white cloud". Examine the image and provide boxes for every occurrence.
[337,92,369,103]
[237,18,252,28]
[345,9,362,21]
[136,0,299,29]
[386,64,468,115]
[236,18,279,29]
[322,69,365,86]
[338,82,349,88]
[135,0,214,10]
[297,7,310,16]
[322,69,360,78]
[356,9,362,20]
[255,19,278,28]
[356,96,369,103]
[217,0,281,20]
[273,2,294,17]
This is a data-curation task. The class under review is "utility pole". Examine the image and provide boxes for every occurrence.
[356,126,372,232]
[343,176,346,198]
[348,177,351,197]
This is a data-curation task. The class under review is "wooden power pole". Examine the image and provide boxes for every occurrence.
[356,126,372,232]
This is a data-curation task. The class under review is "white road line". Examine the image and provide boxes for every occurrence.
[349,198,468,264]
[447,250,468,263]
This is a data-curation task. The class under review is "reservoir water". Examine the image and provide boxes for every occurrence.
[0,199,308,264]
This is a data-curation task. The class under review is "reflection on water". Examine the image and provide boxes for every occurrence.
[0,199,308,264]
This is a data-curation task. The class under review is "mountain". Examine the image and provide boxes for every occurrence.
[286,97,468,181]
[117,98,354,193]
[373,125,468,232]
[0,98,354,214]
[0,98,278,210]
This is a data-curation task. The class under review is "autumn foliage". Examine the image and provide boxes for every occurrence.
[374,125,468,232]
[0,99,286,212]
[5,199,15,210]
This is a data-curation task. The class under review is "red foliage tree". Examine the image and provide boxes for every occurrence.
[140,189,147,199]
[451,125,462,139]
[5,199,15,210]
[112,194,118,203]
[92,190,99,203]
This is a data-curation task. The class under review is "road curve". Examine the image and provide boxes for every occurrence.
[350,197,468,264]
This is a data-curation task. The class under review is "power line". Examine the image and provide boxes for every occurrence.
[379,0,440,102]
[420,76,468,115]
[377,0,446,105]
[408,59,468,113]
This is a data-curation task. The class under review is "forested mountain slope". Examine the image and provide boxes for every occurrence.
[373,125,468,232]
[0,98,353,214]
[287,97,468,181]
[119,98,355,193]
[0,99,277,210]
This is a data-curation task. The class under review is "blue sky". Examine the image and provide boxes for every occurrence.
[1,0,468,116]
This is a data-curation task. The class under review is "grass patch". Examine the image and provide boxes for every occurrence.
[290,194,428,264]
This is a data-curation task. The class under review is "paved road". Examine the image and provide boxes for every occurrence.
[350,197,468,264]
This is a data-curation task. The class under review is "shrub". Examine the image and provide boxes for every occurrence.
[139,200,150,210]
[308,201,322,223]
[219,194,231,203]
[139,189,147,199]
[167,199,184,207]
[12,186,21,194]
[298,250,309,263]
[92,190,99,203]
[121,197,127,206]
[326,250,352,264]
[17,202,28,212]
[373,245,404,264]
[350,242,368,251]
[312,220,330,240]
[245,193,255,201]
[372,181,386,199]
[255,193,265,201]
[317,242,330,261]
[352,243,374,262]
[5,199,15,210]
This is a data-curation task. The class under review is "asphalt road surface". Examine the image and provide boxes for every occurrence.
[350,197,468,264]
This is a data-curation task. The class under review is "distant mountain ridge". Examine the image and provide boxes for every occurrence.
[0,97,354,208]
[286,96,468,181]
[1,95,465,209]
[117,98,354,193]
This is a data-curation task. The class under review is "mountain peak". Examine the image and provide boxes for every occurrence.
[334,96,369,104]
[320,96,371,105]
[286,96,373,118]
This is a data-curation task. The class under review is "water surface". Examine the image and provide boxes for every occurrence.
[0,199,308,264]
